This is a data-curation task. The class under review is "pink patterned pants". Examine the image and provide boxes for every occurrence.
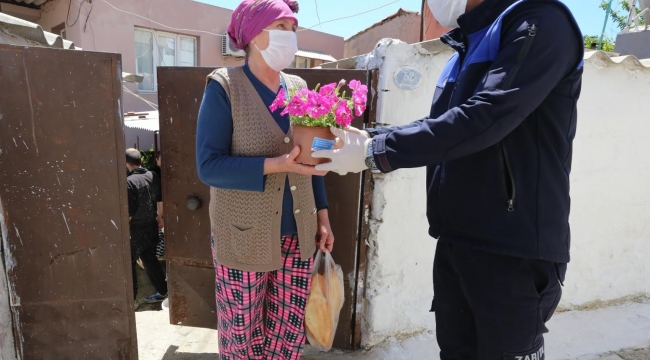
[212,235,314,360]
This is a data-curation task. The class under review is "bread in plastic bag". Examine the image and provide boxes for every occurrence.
[305,250,345,351]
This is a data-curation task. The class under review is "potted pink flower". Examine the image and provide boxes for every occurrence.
[270,79,369,165]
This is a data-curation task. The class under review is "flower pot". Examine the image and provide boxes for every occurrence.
[293,125,337,165]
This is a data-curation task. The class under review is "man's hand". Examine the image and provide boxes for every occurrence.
[313,128,370,175]
[343,126,371,140]
[316,209,335,253]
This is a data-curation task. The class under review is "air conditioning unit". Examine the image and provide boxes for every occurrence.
[222,34,246,57]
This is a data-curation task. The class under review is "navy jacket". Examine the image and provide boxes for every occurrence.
[367,0,584,263]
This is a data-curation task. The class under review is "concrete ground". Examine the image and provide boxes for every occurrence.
[135,265,650,359]
[134,259,167,312]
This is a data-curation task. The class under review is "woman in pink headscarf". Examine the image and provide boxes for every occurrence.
[195,1,335,358]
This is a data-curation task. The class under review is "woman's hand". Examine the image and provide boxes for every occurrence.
[316,209,334,253]
[265,146,328,176]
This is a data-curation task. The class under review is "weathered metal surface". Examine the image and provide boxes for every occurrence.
[157,67,215,329]
[157,67,374,349]
[351,69,379,350]
[0,44,137,359]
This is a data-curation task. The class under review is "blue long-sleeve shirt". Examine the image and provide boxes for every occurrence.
[196,64,328,235]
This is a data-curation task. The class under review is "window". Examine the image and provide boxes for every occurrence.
[134,28,197,92]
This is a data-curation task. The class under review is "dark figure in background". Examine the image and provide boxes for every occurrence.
[126,148,168,308]
[151,154,165,258]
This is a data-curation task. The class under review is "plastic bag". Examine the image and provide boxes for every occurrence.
[305,250,345,351]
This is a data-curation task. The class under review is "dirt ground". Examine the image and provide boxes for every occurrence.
[135,264,218,360]
[134,266,650,360]
[135,303,650,360]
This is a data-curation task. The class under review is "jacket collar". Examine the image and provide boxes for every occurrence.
[441,0,520,51]
[458,0,519,34]
[129,167,147,176]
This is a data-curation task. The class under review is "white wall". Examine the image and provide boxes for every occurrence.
[124,128,156,151]
[0,258,15,360]
[352,40,650,346]
[563,52,650,307]
[356,39,453,346]
[0,197,16,360]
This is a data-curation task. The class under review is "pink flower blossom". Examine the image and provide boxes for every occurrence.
[271,79,368,127]
[352,91,367,116]
[269,88,286,112]
[352,92,367,105]
[348,80,369,117]
[349,79,364,92]
[307,92,336,119]
[354,104,366,117]
[319,83,337,96]
[334,100,353,127]
[285,89,310,117]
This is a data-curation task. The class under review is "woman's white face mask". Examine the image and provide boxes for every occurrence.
[255,30,298,72]
[427,0,468,29]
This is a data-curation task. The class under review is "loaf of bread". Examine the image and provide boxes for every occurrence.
[305,271,344,348]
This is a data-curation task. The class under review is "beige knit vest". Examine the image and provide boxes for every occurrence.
[206,67,317,272]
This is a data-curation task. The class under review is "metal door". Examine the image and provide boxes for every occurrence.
[157,67,374,349]
[0,44,137,359]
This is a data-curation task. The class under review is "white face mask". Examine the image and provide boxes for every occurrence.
[427,0,468,29]
[254,30,298,72]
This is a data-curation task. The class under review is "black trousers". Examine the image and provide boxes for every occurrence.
[130,225,168,299]
[432,241,566,360]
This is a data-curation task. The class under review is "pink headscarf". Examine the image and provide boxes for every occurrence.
[228,0,299,50]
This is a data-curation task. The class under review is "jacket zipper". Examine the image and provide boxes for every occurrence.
[501,143,516,212]
[502,24,537,89]
[447,32,469,110]
[497,24,536,212]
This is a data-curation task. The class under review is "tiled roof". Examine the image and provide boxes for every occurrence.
[324,38,650,71]
[124,112,160,132]
[0,12,76,49]
[7,0,50,6]
[584,50,650,71]
[346,8,420,42]
[296,49,337,62]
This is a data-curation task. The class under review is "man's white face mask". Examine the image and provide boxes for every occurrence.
[427,0,468,29]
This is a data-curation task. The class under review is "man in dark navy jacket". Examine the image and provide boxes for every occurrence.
[314,0,584,358]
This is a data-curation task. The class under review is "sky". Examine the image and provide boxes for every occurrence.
[196,0,627,40]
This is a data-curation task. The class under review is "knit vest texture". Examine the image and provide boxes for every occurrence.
[206,66,317,272]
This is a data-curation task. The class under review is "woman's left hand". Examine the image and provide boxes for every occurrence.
[316,209,335,253]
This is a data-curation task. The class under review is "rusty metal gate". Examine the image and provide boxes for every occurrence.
[0,45,137,359]
[158,67,375,350]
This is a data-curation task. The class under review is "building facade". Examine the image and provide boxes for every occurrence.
[422,2,451,42]
[1,0,343,112]
[344,7,450,59]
